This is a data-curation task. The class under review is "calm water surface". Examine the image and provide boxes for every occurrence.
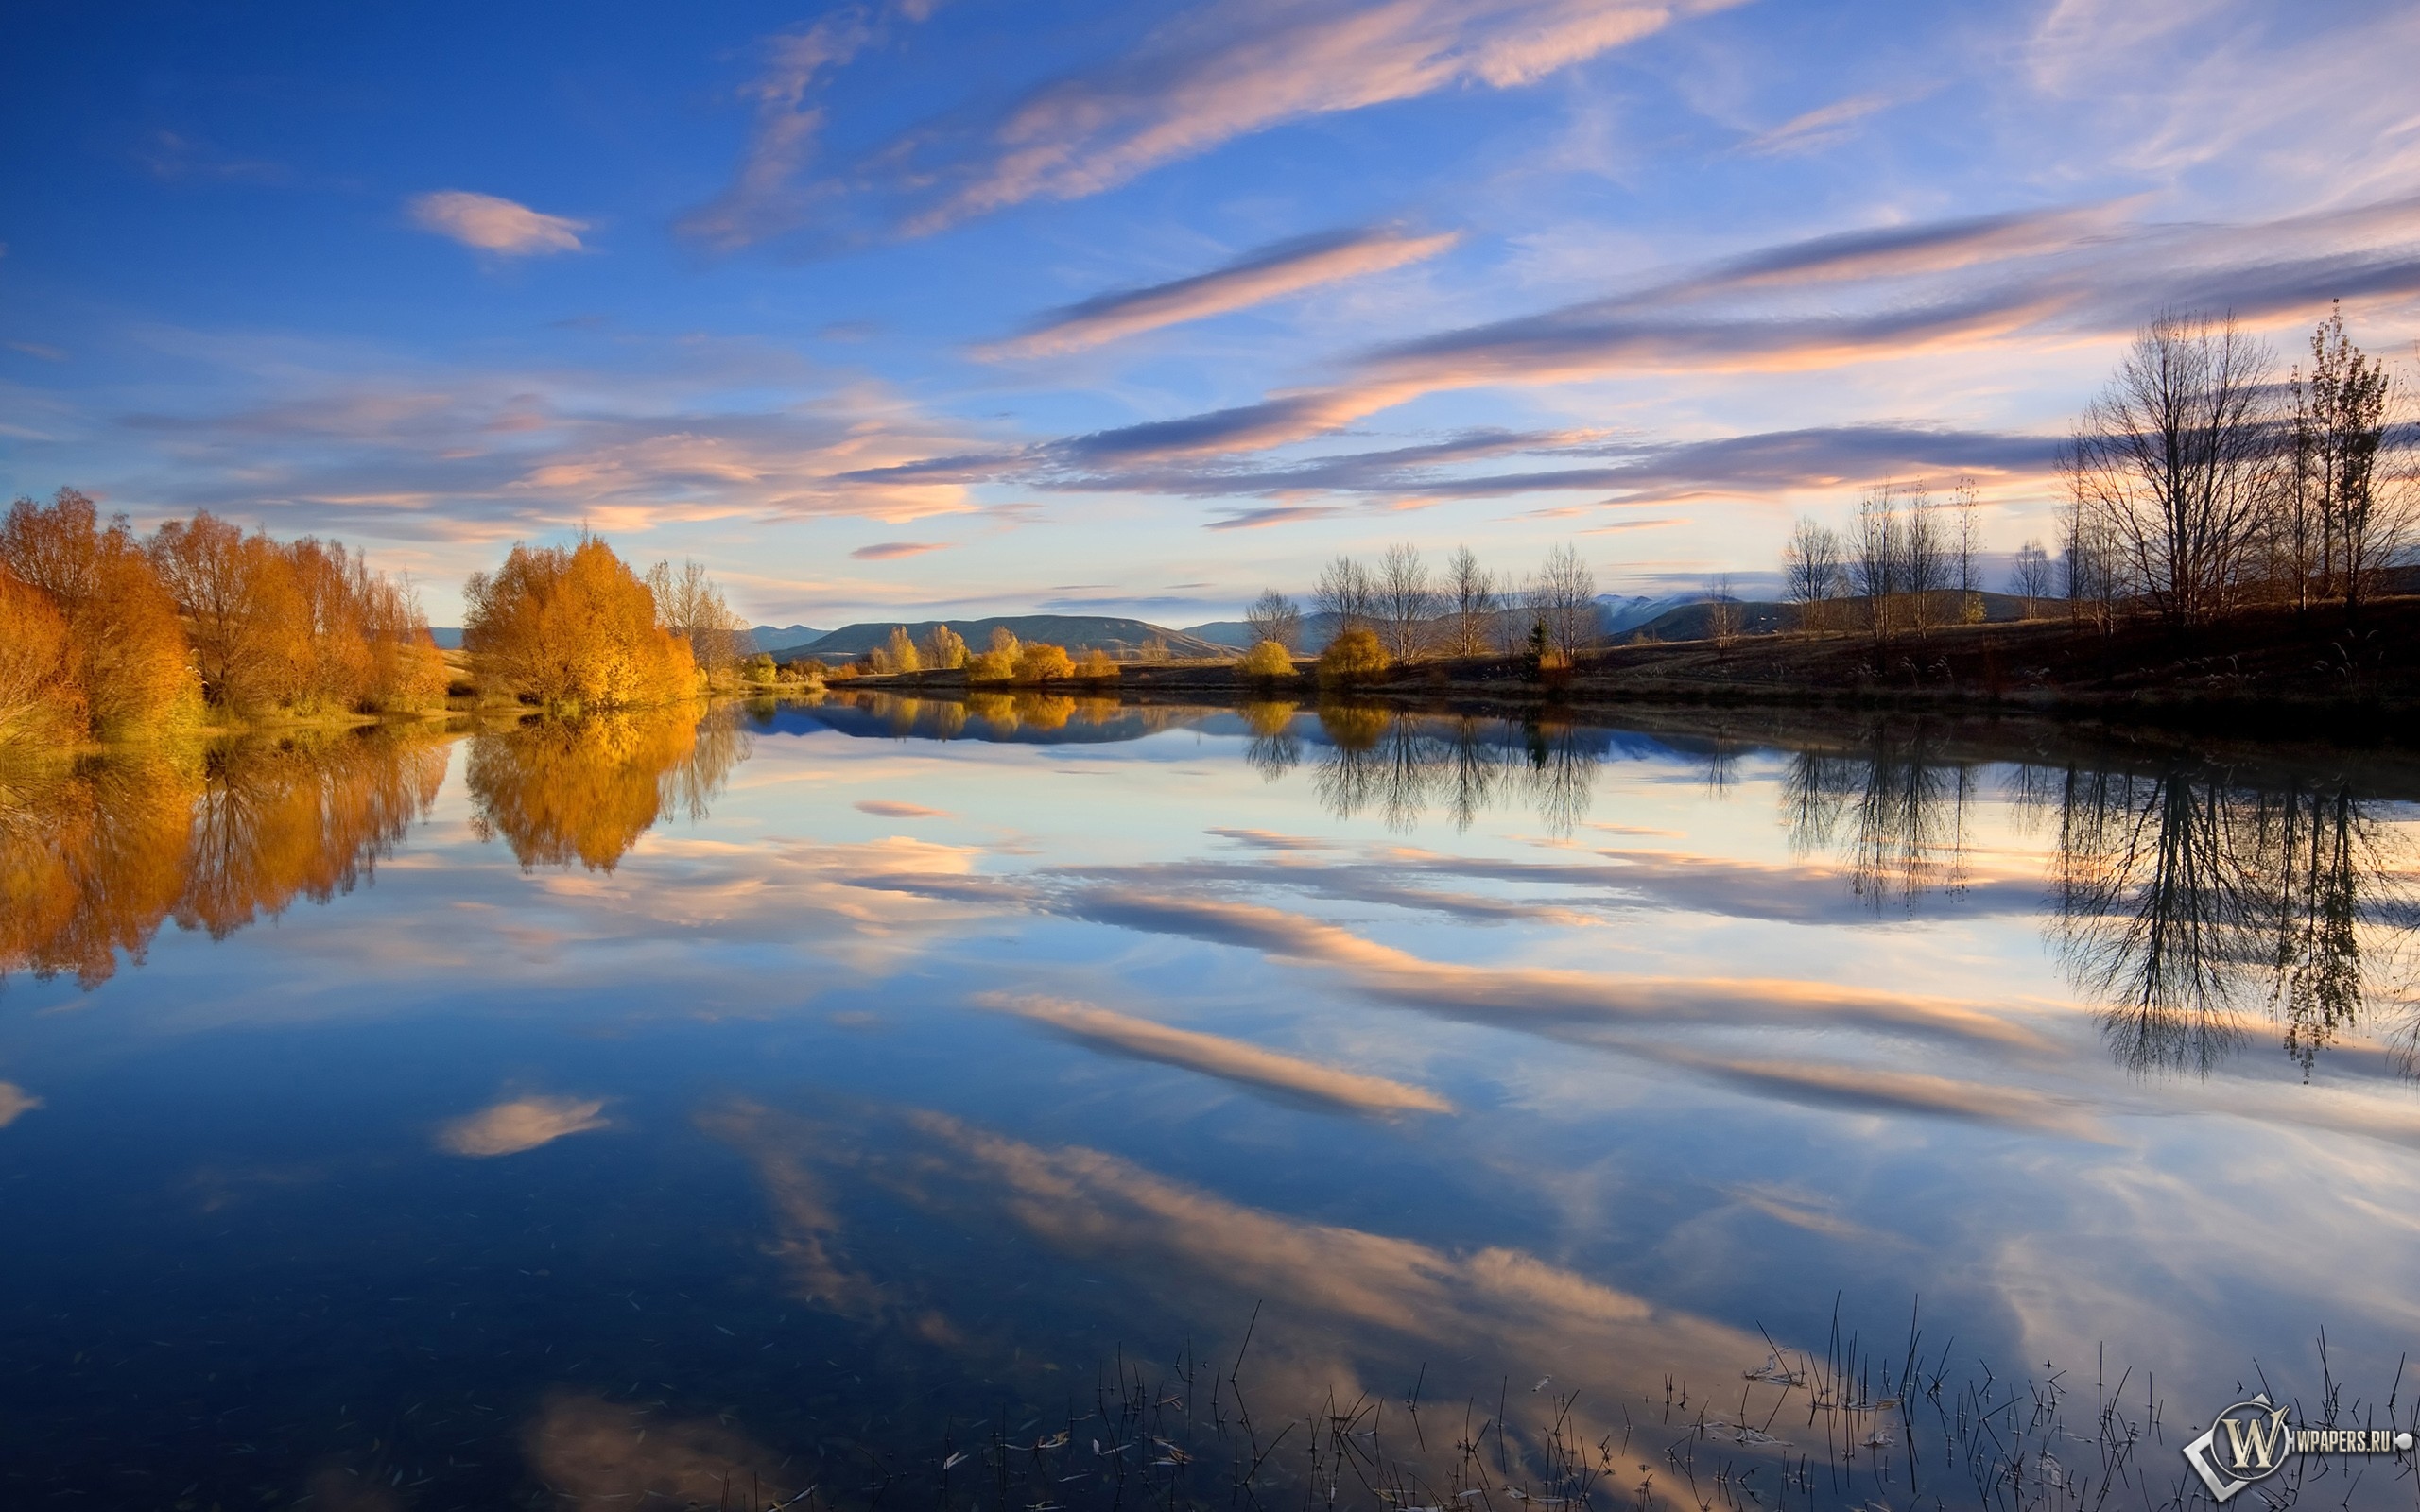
[4,695,2416,1511]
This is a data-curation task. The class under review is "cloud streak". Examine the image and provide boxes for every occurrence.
[980,227,1459,358]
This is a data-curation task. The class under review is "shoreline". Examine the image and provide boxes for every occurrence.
[832,598,2420,741]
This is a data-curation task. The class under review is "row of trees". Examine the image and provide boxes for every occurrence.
[841,624,1115,682]
[1,489,447,741]
[1780,481,1991,644]
[1777,305,2414,643]
[1242,541,1601,669]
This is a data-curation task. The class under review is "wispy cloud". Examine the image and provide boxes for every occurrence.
[409,191,589,256]
[851,540,949,559]
[135,129,293,185]
[1205,505,1347,531]
[1005,192,2420,467]
[696,0,1721,246]
[99,343,991,543]
[1737,91,1911,156]
[979,226,1459,358]
[975,992,1453,1114]
[677,9,891,251]
[437,1094,610,1157]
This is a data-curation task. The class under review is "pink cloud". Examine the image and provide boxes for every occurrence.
[408,191,588,256]
[851,541,949,559]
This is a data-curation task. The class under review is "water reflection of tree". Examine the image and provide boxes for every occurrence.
[466,705,748,871]
[1241,702,1300,782]
[1306,706,1597,833]
[2037,765,2412,1077]
[1,725,450,988]
[1780,727,1973,908]
[1779,725,2415,1075]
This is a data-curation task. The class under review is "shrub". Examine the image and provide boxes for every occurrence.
[1315,627,1390,685]
[1237,639,1296,679]
[1015,642,1074,682]
[1076,648,1119,679]
[965,648,1016,682]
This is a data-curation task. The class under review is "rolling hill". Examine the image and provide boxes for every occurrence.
[783,614,1234,662]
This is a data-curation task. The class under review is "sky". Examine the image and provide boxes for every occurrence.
[6,0,2420,627]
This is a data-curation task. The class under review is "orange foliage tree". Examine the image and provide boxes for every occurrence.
[2,489,195,737]
[0,574,77,741]
[4,490,446,741]
[463,535,698,709]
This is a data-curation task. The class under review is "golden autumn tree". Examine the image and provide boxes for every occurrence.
[147,510,312,711]
[463,535,698,709]
[1013,642,1074,681]
[922,623,967,670]
[2,490,196,736]
[0,573,78,741]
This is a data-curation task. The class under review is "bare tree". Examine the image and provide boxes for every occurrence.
[1781,516,1844,632]
[2069,312,2279,627]
[1951,477,1983,624]
[1443,545,1496,658]
[2010,539,2052,619]
[2061,460,2121,637]
[1900,484,1945,638]
[1528,543,1598,663]
[1706,574,1739,647]
[1243,588,1303,650]
[645,558,750,672]
[1314,555,1374,638]
[1851,485,1902,647]
[2296,303,2408,614]
[1374,542,1438,662]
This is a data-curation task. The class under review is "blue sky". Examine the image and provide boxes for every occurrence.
[6,0,2419,625]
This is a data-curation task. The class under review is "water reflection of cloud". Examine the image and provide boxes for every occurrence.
[1202,826,1334,850]
[1660,1051,2108,1140]
[0,1081,42,1127]
[437,1095,611,1157]
[1057,889,2052,1052]
[523,1391,799,1511]
[705,1100,1781,1468]
[1723,1183,1901,1245]
[973,992,1452,1115]
[856,799,951,818]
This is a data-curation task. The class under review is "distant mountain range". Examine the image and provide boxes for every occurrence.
[443,593,2031,664]
[751,624,828,656]
[777,615,1232,663]
[430,624,829,655]
[1182,593,1722,653]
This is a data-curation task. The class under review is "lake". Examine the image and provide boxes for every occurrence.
[4,694,2416,1512]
